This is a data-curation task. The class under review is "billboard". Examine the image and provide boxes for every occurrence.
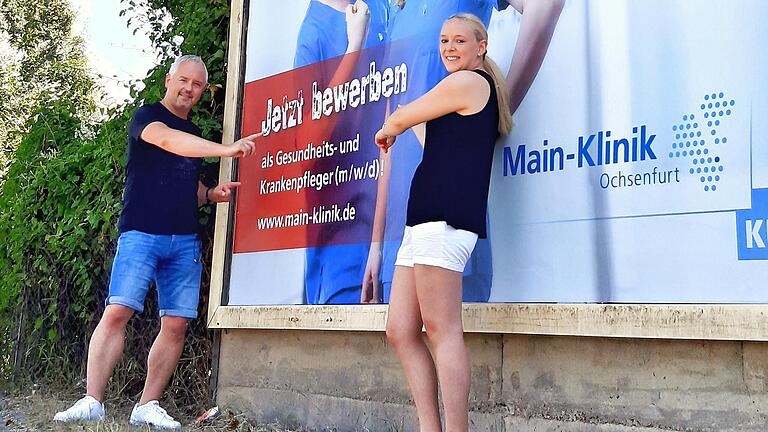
[227,0,768,306]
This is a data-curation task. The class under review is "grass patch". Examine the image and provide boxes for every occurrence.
[1,390,298,432]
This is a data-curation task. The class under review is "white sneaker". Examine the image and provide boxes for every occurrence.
[129,400,181,430]
[53,395,105,422]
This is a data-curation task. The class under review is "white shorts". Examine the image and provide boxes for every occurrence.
[395,221,479,273]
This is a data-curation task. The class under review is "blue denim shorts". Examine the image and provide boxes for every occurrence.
[107,230,202,319]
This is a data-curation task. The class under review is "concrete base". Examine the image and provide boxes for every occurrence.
[216,330,768,431]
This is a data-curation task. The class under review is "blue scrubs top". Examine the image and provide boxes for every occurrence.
[295,0,390,70]
[381,0,510,302]
[294,0,389,304]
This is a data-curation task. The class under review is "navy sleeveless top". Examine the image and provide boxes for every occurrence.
[405,69,499,238]
[119,103,202,235]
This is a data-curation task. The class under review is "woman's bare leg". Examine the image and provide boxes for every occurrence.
[386,265,442,432]
[414,264,468,432]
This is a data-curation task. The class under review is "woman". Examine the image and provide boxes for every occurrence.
[375,14,512,432]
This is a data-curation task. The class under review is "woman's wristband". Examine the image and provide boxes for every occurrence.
[205,186,213,204]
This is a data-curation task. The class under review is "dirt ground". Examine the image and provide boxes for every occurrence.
[0,390,296,432]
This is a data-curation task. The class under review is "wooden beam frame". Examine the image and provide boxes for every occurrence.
[205,303,768,341]
[208,0,768,342]
[207,0,245,322]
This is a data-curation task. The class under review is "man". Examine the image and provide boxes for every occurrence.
[54,55,258,428]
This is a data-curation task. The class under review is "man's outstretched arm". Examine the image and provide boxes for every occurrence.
[141,122,260,158]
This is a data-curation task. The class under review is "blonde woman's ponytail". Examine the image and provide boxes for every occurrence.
[483,56,512,135]
[448,13,513,136]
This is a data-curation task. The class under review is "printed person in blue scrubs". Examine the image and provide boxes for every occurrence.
[361,0,565,304]
[54,56,258,427]
[294,0,390,304]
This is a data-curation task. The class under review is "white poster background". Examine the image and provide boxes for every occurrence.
[487,0,767,302]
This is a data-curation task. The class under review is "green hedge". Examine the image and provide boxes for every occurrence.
[0,0,232,415]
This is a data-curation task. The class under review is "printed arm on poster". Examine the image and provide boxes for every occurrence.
[362,101,391,304]
[295,0,372,146]
[503,0,565,113]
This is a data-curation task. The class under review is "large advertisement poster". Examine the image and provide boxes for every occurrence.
[228,0,768,305]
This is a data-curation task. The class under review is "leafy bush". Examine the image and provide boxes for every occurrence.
[0,0,232,415]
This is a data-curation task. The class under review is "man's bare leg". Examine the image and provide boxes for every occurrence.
[138,316,189,404]
[85,305,135,401]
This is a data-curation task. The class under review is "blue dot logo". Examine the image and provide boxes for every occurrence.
[677,93,733,191]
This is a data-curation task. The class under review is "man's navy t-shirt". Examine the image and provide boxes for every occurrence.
[118,102,202,235]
